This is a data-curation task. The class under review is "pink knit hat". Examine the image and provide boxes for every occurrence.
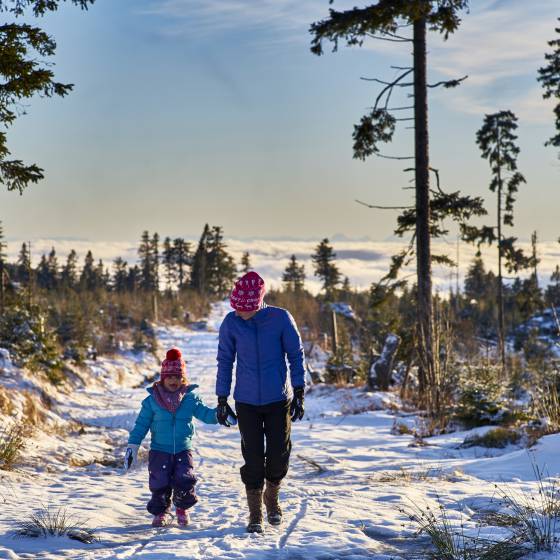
[160,348,186,378]
[230,271,266,312]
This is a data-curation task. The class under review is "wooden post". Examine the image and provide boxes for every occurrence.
[152,292,158,323]
[331,310,338,354]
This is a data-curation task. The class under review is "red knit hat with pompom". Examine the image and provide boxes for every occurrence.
[230,271,266,312]
[160,347,186,378]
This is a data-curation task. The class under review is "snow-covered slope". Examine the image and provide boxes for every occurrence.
[0,302,559,559]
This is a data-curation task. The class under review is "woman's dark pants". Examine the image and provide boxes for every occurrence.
[235,399,292,490]
[147,449,198,515]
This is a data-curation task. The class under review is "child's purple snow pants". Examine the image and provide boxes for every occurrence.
[147,449,198,515]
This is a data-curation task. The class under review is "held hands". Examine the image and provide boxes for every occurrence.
[290,387,305,422]
[217,396,238,427]
[123,443,139,472]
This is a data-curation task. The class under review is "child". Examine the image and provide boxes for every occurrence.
[124,347,218,527]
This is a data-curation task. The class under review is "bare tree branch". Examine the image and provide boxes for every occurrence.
[356,199,413,210]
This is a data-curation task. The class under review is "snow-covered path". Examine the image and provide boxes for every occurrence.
[1,303,560,559]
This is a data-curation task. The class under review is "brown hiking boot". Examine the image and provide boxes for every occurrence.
[263,480,282,526]
[245,487,264,533]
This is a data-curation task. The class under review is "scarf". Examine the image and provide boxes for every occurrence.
[153,382,188,414]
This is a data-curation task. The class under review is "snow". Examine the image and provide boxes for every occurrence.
[0,303,559,559]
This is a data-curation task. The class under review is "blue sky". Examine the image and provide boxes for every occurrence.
[1,0,558,243]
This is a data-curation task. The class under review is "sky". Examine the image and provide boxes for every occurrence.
[0,0,558,247]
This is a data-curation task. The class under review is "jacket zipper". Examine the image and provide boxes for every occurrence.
[172,412,176,455]
[255,319,261,404]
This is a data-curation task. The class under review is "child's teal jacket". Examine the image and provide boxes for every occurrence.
[128,384,218,454]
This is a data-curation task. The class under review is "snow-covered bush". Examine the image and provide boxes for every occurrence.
[455,365,513,427]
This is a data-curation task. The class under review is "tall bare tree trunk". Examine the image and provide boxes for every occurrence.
[496,137,506,373]
[413,18,436,411]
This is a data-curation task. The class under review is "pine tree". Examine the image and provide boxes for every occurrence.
[463,257,497,339]
[151,233,160,292]
[207,226,237,297]
[95,259,106,289]
[127,264,141,292]
[312,238,340,297]
[61,249,78,289]
[173,238,191,290]
[113,257,128,293]
[80,250,96,291]
[17,242,30,283]
[36,254,51,289]
[240,252,251,273]
[46,247,59,288]
[538,19,560,153]
[311,1,474,405]
[190,224,211,294]
[162,237,176,290]
[138,231,156,291]
[0,0,95,193]
[462,111,529,371]
[546,265,560,307]
[282,255,305,292]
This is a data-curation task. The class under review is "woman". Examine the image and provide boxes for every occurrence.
[215,271,306,533]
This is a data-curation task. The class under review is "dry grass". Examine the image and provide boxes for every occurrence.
[0,386,14,416]
[0,421,27,470]
[15,505,96,543]
[461,428,521,449]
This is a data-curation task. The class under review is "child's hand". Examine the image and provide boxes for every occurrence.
[123,444,139,471]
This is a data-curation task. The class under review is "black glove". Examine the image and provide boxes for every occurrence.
[217,396,237,427]
[290,387,305,422]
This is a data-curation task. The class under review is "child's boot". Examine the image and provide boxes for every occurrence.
[263,480,282,526]
[152,511,172,527]
[176,507,190,527]
[245,487,264,533]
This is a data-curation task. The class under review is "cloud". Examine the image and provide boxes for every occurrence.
[428,0,558,123]
[7,236,556,296]
[140,0,328,41]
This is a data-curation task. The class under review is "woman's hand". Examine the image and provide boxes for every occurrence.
[290,387,305,421]
[217,396,237,427]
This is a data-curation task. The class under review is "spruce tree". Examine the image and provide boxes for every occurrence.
[17,242,30,283]
[312,238,340,297]
[138,231,156,291]
[151,233,160,292]
[462,110,529,371]
[46,247,59,288]
[546,265,560,307]
[113,257,128,293]
[126,264,141,292]
[240,252,251,273]
[61,249,78,289]
[173,238,191,290]
[36,253,51,289]
[162,236,176,290]
[207,226,237,297]
[538,19,560,153]
[311,1,474,404]
[190,224,211,294]
[0,0,94,193]
[282,255,305,292]
[80,250,96,291]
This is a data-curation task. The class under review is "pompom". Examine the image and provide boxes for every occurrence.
[166,348,182,361]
